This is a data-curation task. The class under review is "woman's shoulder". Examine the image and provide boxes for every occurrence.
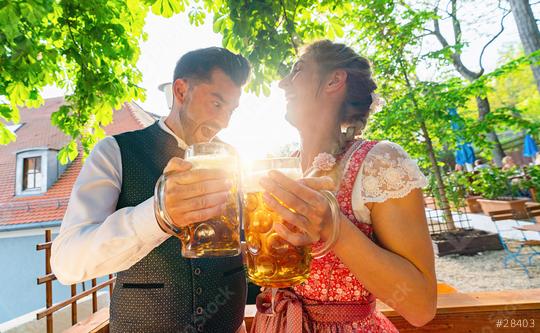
[342,140,411,172]
[357,140,412,164]
[369,140,408,153]
[354,140,427,202]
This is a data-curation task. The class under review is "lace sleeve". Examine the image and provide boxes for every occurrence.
[356,141,427,203]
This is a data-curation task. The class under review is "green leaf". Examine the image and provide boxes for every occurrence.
[6,82,30,106]
[151,0,185,18]
[0,123,16,144]
[58,140,79,165]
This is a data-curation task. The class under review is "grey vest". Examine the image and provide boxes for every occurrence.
[110,122,246,333]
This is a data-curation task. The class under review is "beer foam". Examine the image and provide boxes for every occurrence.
[243,168,303,193]
[186,154,238,171]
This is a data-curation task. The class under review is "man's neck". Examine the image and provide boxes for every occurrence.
[164,112,189,145]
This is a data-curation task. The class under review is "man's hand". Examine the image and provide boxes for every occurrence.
[162,157,233,228]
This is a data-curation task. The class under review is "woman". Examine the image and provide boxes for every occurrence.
[251,40,436,332]
[502,156,517,171]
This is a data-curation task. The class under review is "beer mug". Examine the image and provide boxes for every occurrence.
[155,142,241,258]
[242,157,336,288]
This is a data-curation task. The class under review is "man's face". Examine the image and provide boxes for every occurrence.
[176,69,242,145]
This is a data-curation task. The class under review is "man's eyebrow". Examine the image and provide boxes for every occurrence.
[211,92,226,103]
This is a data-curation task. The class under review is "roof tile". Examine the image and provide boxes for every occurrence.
[0,98,155,226]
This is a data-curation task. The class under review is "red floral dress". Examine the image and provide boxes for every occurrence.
[291,140,399,332]
[251,140,428,332]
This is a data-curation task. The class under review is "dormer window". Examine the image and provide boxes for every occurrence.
[23,156,42,191]
[15,148,68,196]
[7,123,24,133]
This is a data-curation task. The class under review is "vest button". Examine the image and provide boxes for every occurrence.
[194,268,201,276]
[196,306,203,314]
[197,324,204,332]
[196,287,202,295]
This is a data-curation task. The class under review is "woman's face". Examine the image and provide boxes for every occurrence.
[278,55,322,128]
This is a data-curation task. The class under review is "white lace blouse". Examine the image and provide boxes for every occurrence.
[350,141,428,224]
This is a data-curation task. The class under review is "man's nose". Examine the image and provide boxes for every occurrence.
[216,108,233,129]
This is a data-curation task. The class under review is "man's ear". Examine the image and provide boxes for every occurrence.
[324,69,347,93]
[172,79,189,107]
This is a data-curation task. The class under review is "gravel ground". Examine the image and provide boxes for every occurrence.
[435,250,540,292]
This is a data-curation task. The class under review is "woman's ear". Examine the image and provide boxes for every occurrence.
[325,69,347,93]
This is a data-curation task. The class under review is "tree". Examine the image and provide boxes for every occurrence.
[490,46,540,122]
[347,2,478,230]
[1,0,537,177]
[0,0,148,162]
[508,0,540,94]
[428,0,512,166]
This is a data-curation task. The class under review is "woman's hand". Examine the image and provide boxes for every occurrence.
[259,171,336,246]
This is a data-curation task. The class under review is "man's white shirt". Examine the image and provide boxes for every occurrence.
[50,118,185,284]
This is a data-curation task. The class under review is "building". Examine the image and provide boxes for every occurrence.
[0,97,156,325]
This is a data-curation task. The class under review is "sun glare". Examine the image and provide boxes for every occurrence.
[219,82,300,163]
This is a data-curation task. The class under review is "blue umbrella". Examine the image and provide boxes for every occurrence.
[455,148,466,166]
[449,108,476,165]
[523,134,538,158]
[455,143,476,165]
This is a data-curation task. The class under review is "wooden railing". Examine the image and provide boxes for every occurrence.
[36,230,116,333]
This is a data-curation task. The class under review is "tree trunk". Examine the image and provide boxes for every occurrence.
[476,96,505,166]
[509,0,540,93]
[420,121,456,230]
[397,59,456,230]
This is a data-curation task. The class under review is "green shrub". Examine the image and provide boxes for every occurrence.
[470,167,519,200]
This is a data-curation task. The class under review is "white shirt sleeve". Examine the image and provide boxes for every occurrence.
[51,136,170,285]
[351,141,428,223]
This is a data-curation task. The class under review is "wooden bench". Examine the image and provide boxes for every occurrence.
[67,289,540,333]
[64,308,109,333]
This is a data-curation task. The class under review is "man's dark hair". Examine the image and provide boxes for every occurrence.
[173,47,250,86]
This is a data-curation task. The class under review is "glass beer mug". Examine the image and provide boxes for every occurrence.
[155,142,241,258]
[242,157,337,288]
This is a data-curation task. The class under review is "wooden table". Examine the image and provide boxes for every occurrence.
[514,224,540,232]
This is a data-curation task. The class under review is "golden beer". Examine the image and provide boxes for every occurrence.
[155,142,241,258]
[243,161,311,288]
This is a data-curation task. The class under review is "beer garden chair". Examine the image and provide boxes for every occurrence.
[488,207,540,278]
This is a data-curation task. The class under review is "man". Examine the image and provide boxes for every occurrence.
[502,156,517,171]
[473,158,490,171]
[51,47,251,333]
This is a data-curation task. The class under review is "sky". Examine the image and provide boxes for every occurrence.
[42,3,529,160]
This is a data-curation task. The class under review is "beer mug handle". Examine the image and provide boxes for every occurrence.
[311,190,341,259]
[154,173,184,237]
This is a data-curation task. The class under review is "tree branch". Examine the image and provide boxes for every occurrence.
[433,16,449,47]
[433,5,481,81]
[478,0,511,74]
[417,32,435,39]
[449,0,462,45]
[279,0,299,53]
